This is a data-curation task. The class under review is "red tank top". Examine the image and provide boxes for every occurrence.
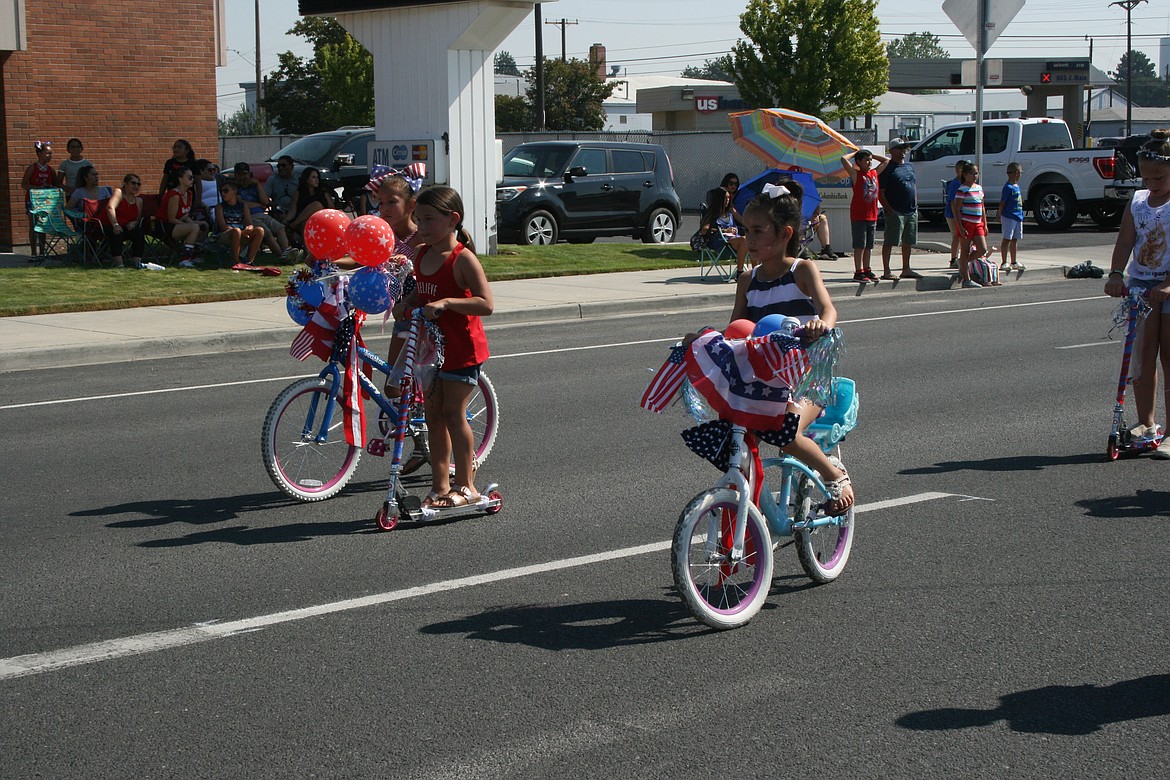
[157,188,192,222]
[413,243,489,370]
[99,196,141,227]
[28,163,55,188]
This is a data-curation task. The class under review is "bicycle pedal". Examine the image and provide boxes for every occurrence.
[367,439,386,457]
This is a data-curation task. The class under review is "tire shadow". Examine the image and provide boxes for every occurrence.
[900,452,1104,475]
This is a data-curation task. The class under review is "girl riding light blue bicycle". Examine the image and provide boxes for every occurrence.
[648,181,860,628]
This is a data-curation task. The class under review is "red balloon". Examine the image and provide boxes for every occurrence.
[344,215,396,268]
[724,318,755,339]
[303,209,351,260]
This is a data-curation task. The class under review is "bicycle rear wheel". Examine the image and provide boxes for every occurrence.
[791,472,854,583]
[469,372,499,466]
[262,377,361,501]
[672,488,773,630]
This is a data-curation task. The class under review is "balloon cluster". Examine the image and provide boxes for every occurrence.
[285,209,405,323]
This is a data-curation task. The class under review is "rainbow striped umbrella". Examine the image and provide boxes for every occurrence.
[729,108,858,184]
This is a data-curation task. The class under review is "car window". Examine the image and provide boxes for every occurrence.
[572,148,608,175]
[1020,122,1073,151]
[914,128,972,161]
[270,134,343,165]
[612,149,650,174]
[983,125,1009,154]
[340,136,369,166]
[503,145,573,178]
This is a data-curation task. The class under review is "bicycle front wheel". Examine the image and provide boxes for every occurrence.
[792,473,855,583]
[262,377,361,502]
[672,488,773,630]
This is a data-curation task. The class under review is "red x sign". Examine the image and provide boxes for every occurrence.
[1041,72,1052,83]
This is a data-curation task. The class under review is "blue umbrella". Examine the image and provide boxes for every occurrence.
[734,169,821,223]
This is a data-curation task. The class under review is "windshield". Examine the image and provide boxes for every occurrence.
[268,134,344,165]
[503,145,574,178]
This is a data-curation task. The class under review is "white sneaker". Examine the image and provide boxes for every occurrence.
[962,279,982,289]
[1135,424,1163,445]
[178,259,196,268]
[1152,439,1170,459]
[140,262,165,271]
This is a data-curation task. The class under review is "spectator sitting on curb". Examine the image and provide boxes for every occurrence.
[267,155,298,221]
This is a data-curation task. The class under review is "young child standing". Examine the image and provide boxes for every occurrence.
[841,148,888,282]
[56,138,93,197]
[944,159,966,269]
[20,140,56,258]
[728,183,854,513]
[999,162,1026,272]
[1104,130,1170,458]
[956,161,991,288]
[405,186,494,506]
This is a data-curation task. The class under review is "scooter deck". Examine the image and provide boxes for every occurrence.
[400,482,502,523]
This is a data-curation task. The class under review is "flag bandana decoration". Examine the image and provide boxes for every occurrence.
[640,344,688,413]
[684,330,807,431]
[680,414,801,471]
[365,162,428,195]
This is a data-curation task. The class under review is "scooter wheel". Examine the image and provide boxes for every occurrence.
[375,504,399,531]
[1106,436,1120,461]
[484,490,503,515]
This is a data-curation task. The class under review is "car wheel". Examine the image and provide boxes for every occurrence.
[520,210,558,245]
[642,208,677,244]
[1089,204,1123,229]
[1032,185,1078,231]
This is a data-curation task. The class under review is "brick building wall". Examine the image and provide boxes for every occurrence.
[1,0,220,250]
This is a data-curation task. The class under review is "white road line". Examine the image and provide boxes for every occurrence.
[0,375,311,410]
[0,491,958,682]
[1056,340,1121,350]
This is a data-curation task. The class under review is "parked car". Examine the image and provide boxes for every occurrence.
[264,127,374,212]
[496,141,682,245]
[911,118,1122,230]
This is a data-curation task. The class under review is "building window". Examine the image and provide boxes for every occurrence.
[619,115,627,125]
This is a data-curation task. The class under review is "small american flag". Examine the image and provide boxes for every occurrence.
[745,333,810,391]
[290,277,349,362]
[640,345,688,413]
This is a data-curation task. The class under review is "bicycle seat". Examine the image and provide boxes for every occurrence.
[806,377,858,453]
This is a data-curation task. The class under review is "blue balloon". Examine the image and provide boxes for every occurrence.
[286,294,313,326]
[298,278,325,308]
[752,313,790,336]
[348,267,392,314]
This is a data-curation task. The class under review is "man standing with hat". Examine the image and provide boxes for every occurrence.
[878,138,924,280]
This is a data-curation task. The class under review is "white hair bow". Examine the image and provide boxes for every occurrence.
[761,183,790,199]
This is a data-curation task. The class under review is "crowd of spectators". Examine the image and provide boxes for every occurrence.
[20,137,312,269]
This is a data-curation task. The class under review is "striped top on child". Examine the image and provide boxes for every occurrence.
[957,183,985,225]
[743,260,817,325]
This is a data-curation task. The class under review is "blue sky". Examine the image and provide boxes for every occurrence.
[218,0,1170,119]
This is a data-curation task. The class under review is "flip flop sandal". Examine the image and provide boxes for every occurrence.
[422,490,445,509]
[823,469,853,516]
[431,489,470,509]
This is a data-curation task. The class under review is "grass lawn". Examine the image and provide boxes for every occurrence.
[0,244,697,317]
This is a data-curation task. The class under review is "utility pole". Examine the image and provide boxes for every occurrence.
[534,4,545,130]
[1109,0,1147,137]
[1085,35,1094,143]
[254,0,263,128]
[544,17,577,62]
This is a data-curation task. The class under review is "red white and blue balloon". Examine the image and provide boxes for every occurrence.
[347,266,393,314]
[344,215,396,268]
[303,209,351,260]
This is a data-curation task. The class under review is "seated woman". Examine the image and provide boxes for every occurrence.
[99,174,147,269]
[191,159,222,224]
[156,167,206,267]
[700,186,750,277]
[66,165,113,212]
[215,180,265,264]
[284,166,334,259]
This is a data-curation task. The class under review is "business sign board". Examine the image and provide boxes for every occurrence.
[367,139,446,183]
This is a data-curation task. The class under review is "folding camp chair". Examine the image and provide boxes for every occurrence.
[28,188,81,261]
[694,202,736,282]
[74,198,115,266]
[139,193,176,264]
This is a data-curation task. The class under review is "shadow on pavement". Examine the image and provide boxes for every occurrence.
[900,452,1104,475]
[897,674,1170,735]
[1075,489,1170,519]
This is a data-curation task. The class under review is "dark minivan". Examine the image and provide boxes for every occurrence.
[496,141,681,245]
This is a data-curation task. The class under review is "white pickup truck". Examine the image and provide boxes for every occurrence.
[909,118,1124,230]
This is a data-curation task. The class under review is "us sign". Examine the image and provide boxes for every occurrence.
[696,96,720,113]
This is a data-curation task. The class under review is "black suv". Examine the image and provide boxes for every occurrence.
[265,127,374,211]
[496,141,681,245]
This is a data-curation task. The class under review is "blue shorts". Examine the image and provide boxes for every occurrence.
[1001,216,1023,241]
[438,363,482,385]
[1127,278,1170,313]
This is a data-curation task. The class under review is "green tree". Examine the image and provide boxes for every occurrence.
[1109,50,1168,107]
[886,31,948,60]
[681,55,735,82]
[525,58,617,131]
[218,106,273,136]
[495,51,521,76]
[262,18,374,134]
[495,95,531,132]
[729,0,887,121]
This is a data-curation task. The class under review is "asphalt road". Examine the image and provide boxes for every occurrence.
[2,271,1168,777]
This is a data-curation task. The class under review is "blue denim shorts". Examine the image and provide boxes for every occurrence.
[437,363,482,385]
